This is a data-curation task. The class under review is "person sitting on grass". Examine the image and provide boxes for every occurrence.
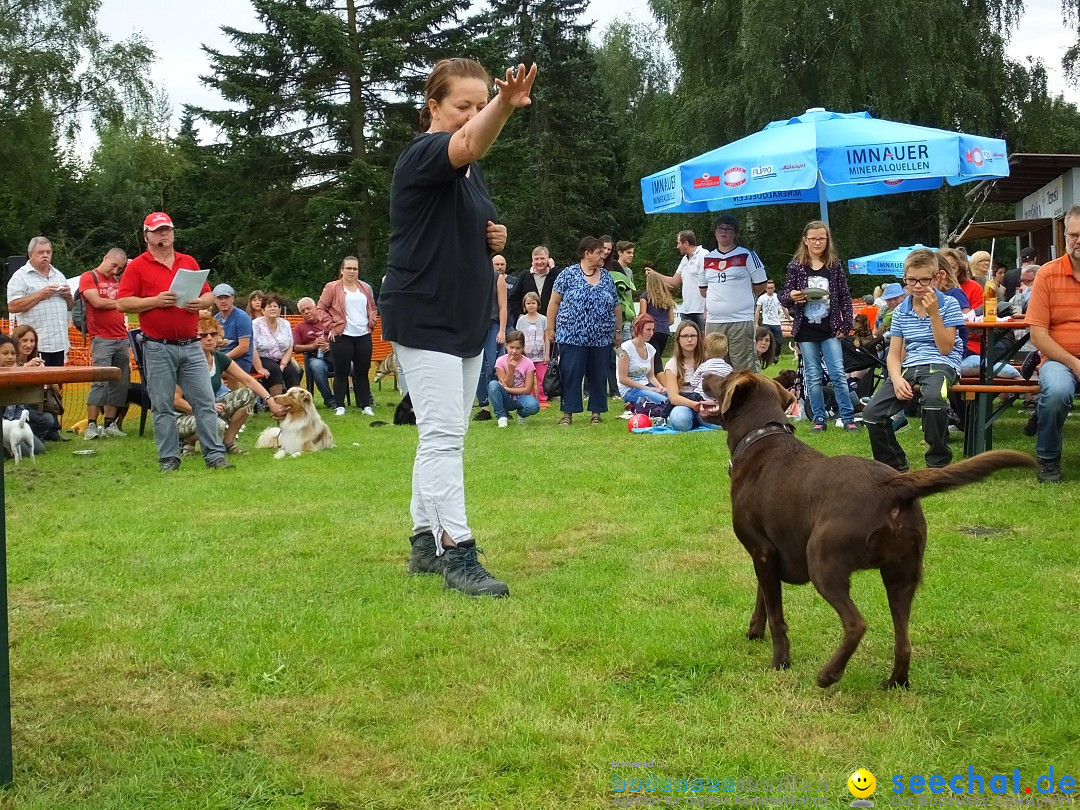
[487,330,539,428]
[755,326,776,370]
[662,319,718,432]
[618,314,669,410]
[0,335,46,457]
[688,332,733,397]
[174,317,285,455]
[861,249,965,472]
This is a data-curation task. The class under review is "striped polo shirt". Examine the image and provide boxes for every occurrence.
[891,289,965,372]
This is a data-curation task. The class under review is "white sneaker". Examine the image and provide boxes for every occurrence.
[497,416,508,428]
[84,422,100,440]
[618,411,633,420]
[362,406,375,417]
[335,407,346,417]
[102,423,126,438]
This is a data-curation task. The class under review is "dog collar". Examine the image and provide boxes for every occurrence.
[729,421,795,472]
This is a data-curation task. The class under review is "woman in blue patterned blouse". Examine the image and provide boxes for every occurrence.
[545,236,621,425]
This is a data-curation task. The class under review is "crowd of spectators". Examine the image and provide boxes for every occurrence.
[3,202,1076,488]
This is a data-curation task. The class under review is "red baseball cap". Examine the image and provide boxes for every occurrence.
[143,212,174,231]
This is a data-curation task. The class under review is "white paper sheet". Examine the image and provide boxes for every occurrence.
[167,269,210,309]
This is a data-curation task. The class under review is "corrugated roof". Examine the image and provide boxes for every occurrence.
[967,153,1080,202]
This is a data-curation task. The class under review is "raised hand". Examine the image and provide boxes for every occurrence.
[495,63,538,109]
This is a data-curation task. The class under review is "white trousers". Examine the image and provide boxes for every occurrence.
[393,344,483,552]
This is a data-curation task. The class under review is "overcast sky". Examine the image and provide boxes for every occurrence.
[96,0,1077,137]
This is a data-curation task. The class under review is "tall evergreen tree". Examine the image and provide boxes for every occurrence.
[479,0,622,268]
[196,0,473,288]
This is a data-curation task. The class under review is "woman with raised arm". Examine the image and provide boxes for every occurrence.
[380,58,537,598]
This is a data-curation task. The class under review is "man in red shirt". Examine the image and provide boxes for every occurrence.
[1027,205,1080,483]
[292,297,336,409]
[80,247,131,440]
[117,212,230,472]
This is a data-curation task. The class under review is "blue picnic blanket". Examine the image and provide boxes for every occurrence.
[631,425,722,434]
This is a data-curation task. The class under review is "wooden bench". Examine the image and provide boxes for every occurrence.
[952,378,1040,457]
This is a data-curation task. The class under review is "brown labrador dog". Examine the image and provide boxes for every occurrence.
[700,371,1035,689]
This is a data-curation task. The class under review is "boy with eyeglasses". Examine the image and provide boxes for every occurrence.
[861,249,965,471]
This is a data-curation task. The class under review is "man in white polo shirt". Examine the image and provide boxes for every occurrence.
[7,236,74,366]
[646,230,707,329]
[699,215,768,371]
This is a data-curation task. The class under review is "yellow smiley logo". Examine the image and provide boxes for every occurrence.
[848,768,877,799]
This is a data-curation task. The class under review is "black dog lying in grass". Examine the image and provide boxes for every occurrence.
[370,395,416,427]
[700,370,1034,689]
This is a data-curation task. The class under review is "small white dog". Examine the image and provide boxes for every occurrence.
[255,387,334,459]
[3,410,36,465]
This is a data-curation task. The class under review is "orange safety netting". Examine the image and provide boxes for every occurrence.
[1,315,393,429]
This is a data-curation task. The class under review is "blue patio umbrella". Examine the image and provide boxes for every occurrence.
[640,109,1008,224]
[847,244,931,276]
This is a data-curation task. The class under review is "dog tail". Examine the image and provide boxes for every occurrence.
[887,451,1035,502]
[255,426,281,449]
[19,410,30,428]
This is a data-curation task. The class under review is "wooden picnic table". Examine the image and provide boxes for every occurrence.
[955,319,1035,457]
[0,364,121,787]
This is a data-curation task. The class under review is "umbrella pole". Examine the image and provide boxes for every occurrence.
[817,183,829,226]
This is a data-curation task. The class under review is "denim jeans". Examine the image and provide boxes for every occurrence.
[799,337,855,424]
[486,381,540,420]
[143,339,225,463]
[959,354,1020,379]
[622,387,668,406]
[476,320,501,406]
[1035,359,1079,460]
[305,353,336,408]
[668,405,721,432]
[394,343,483,551]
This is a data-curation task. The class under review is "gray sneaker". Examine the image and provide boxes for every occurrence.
[84,422,100,440]
[102,423,127,438]
[159,457,181,472]
[408,531,444,575]
[1037,457,1062,484]
[205,456,234,470]
[442,540,509,597]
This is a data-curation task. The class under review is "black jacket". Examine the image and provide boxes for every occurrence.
[508,268,562,321]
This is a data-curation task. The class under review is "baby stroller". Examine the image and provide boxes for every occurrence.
[840,335,888,402]
[791,339,885,423]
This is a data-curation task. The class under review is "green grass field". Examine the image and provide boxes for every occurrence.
[3,379,1079,809]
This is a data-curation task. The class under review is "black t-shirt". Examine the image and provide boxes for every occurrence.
[381,131,498,357]
[794,270,832,342]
